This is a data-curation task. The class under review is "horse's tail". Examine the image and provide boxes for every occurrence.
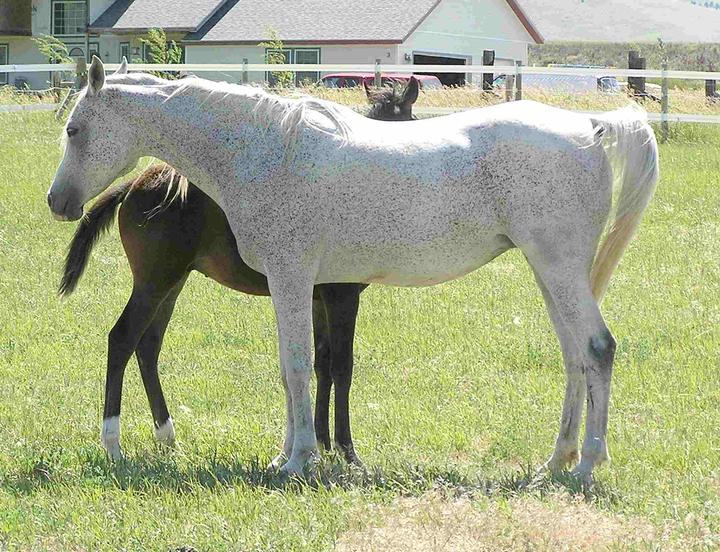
[59,181,132,297]
[589,106,659,302]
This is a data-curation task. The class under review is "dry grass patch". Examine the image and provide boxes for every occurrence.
[336,492,657,552]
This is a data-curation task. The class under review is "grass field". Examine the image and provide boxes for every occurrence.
[0,108,719,550]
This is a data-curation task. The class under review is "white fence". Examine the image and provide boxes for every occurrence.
[4,62,720,80]
[3,62,720,132]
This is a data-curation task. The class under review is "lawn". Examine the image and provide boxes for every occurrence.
[0,108,718,551]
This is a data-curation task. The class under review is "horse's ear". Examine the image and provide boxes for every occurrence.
[113,57,129,76]
[363,81,372,100]
[403,76,420,106]
[88,55,105,96]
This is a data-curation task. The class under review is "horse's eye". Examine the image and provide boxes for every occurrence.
[66,127,79,137]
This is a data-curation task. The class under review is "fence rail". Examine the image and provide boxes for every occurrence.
[3,62,720,81]
[3,62,720,136]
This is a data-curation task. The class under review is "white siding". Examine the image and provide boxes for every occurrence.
[32,0,52,36]
[2,37,51,89]
[400,0,533,81]
[186,43,398,83]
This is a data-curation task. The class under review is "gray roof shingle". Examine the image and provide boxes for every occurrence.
[90,0,542,44]
[91,0,227,32]
[185,0,443,43]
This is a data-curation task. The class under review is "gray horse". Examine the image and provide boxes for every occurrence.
[48,57,658,481]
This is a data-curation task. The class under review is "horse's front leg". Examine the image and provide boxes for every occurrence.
[267,269,317,477]
[103,282,177,460]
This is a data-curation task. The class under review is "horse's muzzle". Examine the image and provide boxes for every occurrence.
[47,191,83,222]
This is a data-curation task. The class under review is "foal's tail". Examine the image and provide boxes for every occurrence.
[59,181,132,297]
[589,106,659,302]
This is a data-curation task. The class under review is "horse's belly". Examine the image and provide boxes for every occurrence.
[317,232,514,287]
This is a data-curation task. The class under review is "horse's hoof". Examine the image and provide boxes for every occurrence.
[344,450,364,467]
[570,465,595,486]
[268,453,287,472]
[103,440,124,462]
[278,460,305,479]
[542,449,580,474]
[154,418,176,447]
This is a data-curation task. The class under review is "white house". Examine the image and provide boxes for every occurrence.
[1,0,543,89]
[180,0,543,85]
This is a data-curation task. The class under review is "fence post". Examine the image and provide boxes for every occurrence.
[374,59,382,88]
[514,60,523,101]
[504,73,515,102]
[482,50,495,91]
[242,58,248,84]
[706,79,717,102]
[661,62,669,143]
[74,57,87,90]
[628,51,646,97]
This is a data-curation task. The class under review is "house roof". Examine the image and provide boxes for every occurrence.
[90,0,227,32]
[91,0,542,44]
[186,0,542,44]
[519,0,720,43]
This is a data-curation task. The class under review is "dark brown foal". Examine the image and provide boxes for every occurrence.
[60,78,419,464]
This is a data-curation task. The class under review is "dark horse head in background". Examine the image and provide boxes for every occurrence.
[364,76,420,121]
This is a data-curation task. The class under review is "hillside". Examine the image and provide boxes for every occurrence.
[519,0,720,43]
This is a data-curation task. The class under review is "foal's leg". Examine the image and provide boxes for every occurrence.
[523,251,615,481]
[134,275,188,447]
[318,283,365,464]
[267,270,317,476]
[532,270,586,471]
[102,280,181,460]
[312,296,333,452]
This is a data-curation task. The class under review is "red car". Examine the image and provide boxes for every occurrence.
[319,72,442,90]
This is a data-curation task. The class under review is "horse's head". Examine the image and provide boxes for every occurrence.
[365,76,419,121]
[48,57,142,221]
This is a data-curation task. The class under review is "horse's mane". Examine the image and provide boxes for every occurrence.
[161,78,353,159]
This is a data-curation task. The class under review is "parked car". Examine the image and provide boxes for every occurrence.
[319,73,443,90]
[493,66,621,94]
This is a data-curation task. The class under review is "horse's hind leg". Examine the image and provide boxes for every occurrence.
[532,269,586,471]
[319,283,364,464]
[135,275,188,448]
[312,295,333,452]
[521,243,615,481]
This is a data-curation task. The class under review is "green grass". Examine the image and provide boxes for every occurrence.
[0,111,719,550]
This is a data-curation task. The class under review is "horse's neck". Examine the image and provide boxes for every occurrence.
[119,82,280,204]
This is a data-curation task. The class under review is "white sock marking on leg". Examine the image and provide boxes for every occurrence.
[154,417,175,445]
[101,416,122,460]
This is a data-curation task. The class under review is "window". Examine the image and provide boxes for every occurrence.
[52,0,86,37]
[265,48,320,86]
[294,49,320,86]
[0,44,8,85]
[65,43,99,62]
[120,42,130,61]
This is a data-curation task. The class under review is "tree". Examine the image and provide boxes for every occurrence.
[259,29,294,88]
[141,28,183,79]
[32,35,72,64]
